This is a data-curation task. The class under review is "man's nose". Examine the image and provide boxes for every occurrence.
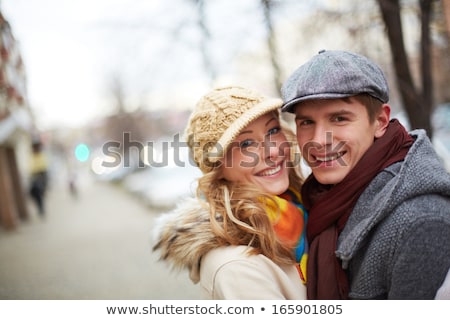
[311,123,331,146]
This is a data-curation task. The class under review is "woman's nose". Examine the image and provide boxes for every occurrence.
[261,138,281,165]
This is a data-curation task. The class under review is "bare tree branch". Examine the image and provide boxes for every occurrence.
[193,0,216,84]
[261,0,282,95]
[377,0,432,137]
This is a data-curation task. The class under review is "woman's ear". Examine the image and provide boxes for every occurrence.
[215,160,225,179]
[374,104,391,138]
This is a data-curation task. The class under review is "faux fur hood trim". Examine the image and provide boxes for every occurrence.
[152,197,221,283]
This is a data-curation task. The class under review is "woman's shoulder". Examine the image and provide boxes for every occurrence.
[201,245,254,269]
[200,245,306,299]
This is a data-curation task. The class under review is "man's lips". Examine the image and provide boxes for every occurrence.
[314,151,346,162]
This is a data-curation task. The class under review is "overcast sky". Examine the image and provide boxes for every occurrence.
[3,0,306,130]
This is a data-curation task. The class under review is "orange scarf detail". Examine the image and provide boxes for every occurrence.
[265,188,308,283]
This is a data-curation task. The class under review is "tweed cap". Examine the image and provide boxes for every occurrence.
[281,50,389,113]
[185,86,282,173]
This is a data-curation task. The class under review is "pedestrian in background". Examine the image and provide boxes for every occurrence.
[281,50,450,299]
[29,138,49,216]
[153,86,308,299]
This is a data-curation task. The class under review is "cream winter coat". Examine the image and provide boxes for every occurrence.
[152,197,306,300]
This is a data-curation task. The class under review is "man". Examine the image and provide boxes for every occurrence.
[281,50,450,299]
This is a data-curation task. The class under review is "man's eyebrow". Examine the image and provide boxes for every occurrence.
[295,114,309,120]
[295,109,355,120]
[329,110,355,116]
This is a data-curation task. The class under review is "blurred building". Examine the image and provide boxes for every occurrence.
[0,10,34,230]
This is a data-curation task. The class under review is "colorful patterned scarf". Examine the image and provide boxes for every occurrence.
[265,188,308,283]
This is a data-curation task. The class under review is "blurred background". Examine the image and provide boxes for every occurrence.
[0,0,449,299]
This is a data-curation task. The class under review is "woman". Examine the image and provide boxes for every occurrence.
[152,86,307,299]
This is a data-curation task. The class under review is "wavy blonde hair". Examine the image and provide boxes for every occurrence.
[196,121,304,265]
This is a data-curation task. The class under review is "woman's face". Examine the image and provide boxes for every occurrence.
[220,112,291,195]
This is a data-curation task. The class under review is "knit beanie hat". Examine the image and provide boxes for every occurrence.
[185,86,283,173]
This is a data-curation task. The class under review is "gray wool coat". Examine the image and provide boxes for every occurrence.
[336,129,450,299]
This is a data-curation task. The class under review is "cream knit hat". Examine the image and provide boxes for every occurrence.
[185,86,283,173]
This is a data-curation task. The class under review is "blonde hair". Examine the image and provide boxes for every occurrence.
[196,122,303,265]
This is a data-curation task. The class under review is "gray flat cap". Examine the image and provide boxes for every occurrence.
[281,50,389,113]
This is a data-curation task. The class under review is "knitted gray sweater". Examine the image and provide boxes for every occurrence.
[336,129,450,299]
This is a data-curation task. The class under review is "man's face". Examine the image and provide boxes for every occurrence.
[294,97,389,185]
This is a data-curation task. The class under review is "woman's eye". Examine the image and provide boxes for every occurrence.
[240,140,256,148]
[268,126,280,135]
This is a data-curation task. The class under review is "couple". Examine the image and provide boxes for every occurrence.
[153,50,450,299]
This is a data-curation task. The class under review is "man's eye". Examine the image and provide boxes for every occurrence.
[296,119,313,127]
[333,116,347,122]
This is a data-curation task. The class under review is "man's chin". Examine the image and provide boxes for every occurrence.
[312,169,347,185]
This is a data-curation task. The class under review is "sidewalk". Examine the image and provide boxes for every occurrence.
[0,171,202,300]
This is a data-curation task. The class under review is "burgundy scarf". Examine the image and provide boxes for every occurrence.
[302,119,414,299]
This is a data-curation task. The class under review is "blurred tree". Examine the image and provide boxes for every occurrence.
[103,73,146,167]
[261,0,282,95]
[377,0,435,138]
[110,74,127,115]
[193,0,216,85]
[444,0,450,40]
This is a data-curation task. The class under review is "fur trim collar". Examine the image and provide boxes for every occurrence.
[152,197,220,283]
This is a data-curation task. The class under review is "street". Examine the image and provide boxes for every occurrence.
[0,171,202,300]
